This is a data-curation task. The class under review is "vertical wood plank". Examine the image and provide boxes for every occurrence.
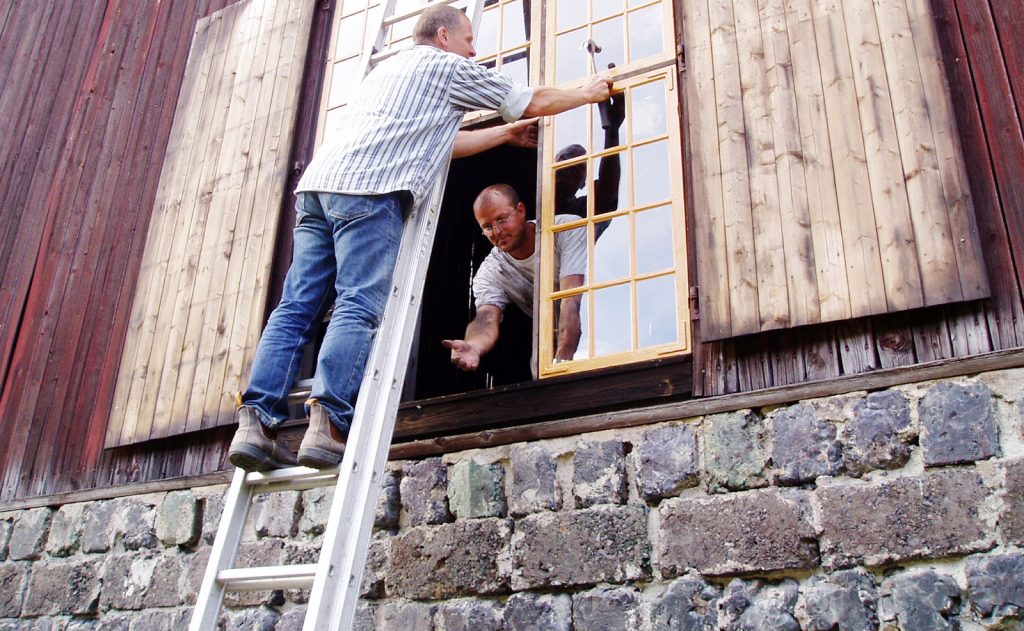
[874,0,962,304]
[759,0,820,329]
[811,0,886,318]
[840,0,923,312]
[836,320,878,375]
[709,0,760,337]
[682,0,731,341]
[872,313,917,368]
[784,0,851,323]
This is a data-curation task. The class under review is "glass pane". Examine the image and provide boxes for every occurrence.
[503,0,528,48]
[591,17,625,70]
[630,80,667,142]
[501,51,529,85]
[554,161,589,217]
[554,106,589,159]
[557,0,587,32]
[364,5,383,49]
[637,275,678,348]
[628,4,664,62]
[556,28,587,84]
[591,95,625,151]
[593,216,630,283]
[633,141,671,207]
[555,294,591,361]
[555,223,589,286]
[594,0,625,21]
[476,7,499,60]
[328,57,361,108]
[341,0,370,14]
[635,205,674,273]
[594,284,632,356]
[593,150,628,217]
[388,35,415,53]
[324,106,346,136]
[336,14,365,58]
[628,0,650,7]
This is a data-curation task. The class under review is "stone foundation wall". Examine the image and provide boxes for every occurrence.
[1,368,1023,630]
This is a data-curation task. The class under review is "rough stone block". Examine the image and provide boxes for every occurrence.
[94,613,133,630]
[156,490,201,547]
[572,440,627,508]
[920,382,999,466]
[635,424,699,500]
[448,461,506,519]
[221,606,280,631]
[658,489,818,576]
[378,601,434,631]
[966,553,1024,623]
[817,469,992,568]
[705,411,768,493]
[100,554,157,610]
[845,390,913,476]
[0,563,29,617]
[45,503,85,557]
[508,444,561,516]
[503,592,571,631]
[649,573,720,631]
[362,534,391,599]
[800,568,878,631]
[0,516,12,560]
[299,486,332,536]
[281,542,317,603]
[376,470,401,530]
[573,586,641,631]
[81,501,116,553]
[979,367,1024,402]
[770,404,843,485]
[143,554,186,608]
[386,518,511,599]
[435,598,503,631]
[128,609,191,631]
[199,490,224,545]
[719,579,800,631]
[116,499,157,550]
[880,570,962,631]
[185,547,210,606]
[252,490,301,538]
[276,606,307,631]
[225,540,286,608]
[511,505,649,590]
[22,558,102,616]
[401,458,452,526]
[354,602,376,631]
[1003,458,1024,546]
[9,507,52,560]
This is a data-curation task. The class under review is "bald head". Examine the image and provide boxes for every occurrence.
[473,183,520,214]
[414,5,468,44]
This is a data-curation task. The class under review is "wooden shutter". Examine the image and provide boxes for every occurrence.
[106,0,315,447]
[683,0,989,341]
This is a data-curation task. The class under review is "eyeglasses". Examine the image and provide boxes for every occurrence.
[480,214,512,236]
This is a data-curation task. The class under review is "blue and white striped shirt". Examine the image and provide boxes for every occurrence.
[296,46,533,205]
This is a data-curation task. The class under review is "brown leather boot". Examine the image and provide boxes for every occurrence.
[297,399,346,469]
[227,406,298,471]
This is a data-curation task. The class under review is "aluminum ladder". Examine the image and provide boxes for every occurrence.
[190,1,484,628]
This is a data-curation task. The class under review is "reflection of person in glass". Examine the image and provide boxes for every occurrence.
[443,184,586,371]
[554,91,625,239]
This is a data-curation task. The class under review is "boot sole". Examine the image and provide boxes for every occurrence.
[297,446,344,469]
[229,443,294,472]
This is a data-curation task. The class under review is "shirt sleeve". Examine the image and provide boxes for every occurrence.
[472,254,510,311]
[449,58,533,122]
[555,215,587,279]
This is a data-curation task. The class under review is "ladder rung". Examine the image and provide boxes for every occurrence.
[288,379,313,402]
[244,465,340,492]
[382,0,459,28]
[217,564,317,592]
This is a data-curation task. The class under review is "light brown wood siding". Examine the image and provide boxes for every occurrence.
[683,0,989,341]
[106,0,315,447]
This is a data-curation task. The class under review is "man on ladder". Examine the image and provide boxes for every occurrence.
[227,3,612,472]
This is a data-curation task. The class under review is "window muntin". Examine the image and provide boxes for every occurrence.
[475,0,533,86]
[539,69,689,376]
[546,0,674,86]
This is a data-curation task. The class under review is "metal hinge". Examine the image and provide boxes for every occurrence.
[689,286,700,320]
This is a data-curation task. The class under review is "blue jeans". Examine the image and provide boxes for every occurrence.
[243,191,405,432]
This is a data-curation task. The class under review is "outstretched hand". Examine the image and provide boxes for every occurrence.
[505,118,539,149]
[441,339,481,372]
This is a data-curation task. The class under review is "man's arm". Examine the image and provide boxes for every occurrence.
[594,94,625,214]
[554,275,584,361]
[523,76,613,117]
[452,118,539,159]
[442,304,502,372]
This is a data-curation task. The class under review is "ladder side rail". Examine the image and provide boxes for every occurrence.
[352,0,399,85]
[303,172,448,631]
[189,468,255,631]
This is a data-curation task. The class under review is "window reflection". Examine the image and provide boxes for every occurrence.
[594,0,625,21]
[556,0,586,31]
[336,15,364,57]
[556,28,587,84]
[477,8,499,59]
[633,141,670,207]
[594,284,632,356]
[591,18,625,69]
[561,295,591,361]
[554,159,589,218]
[329,58,361,107]
[629,4,663,61]
[502,0,528,46]
[630,80,666,142]
[555,107,588,156]
[502,53,529,85]
[635,205,674,273]
[637,275,677,348]
[594,218,630,283]
[591,95,625,152]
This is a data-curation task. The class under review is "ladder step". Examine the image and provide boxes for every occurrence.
[381,0,459,28]
[244,465,340,493]
[217,564,317,592]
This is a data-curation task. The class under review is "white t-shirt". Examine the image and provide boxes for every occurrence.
[472,215,586,315]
